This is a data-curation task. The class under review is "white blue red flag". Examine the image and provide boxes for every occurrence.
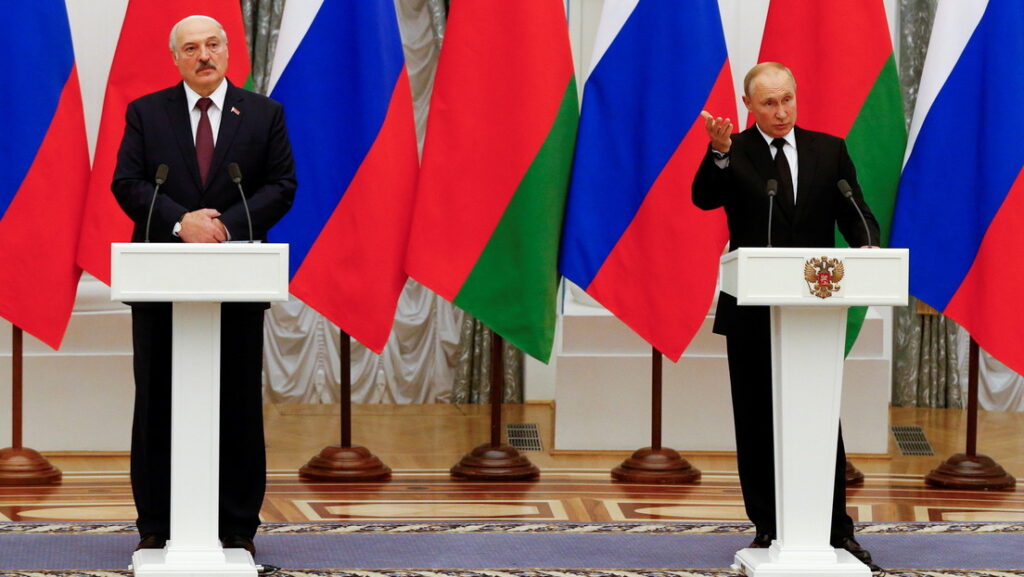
[0,2,90,349]
[559,0,734,361]
[267,1,418,353]
[891,0,1024,374]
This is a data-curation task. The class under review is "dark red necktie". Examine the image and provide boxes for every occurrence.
[196,97,214,185]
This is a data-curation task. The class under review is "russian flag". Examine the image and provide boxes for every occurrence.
[0,2,90,349]
[267,1,418,353]
[891,0,1024,374]
[559,0,734,361]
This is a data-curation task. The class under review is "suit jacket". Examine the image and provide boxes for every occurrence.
[112,80,296,244]
[692,125,879,335]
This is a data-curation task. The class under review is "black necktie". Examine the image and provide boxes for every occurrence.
[772,137,794,212]
[196,97,214,185]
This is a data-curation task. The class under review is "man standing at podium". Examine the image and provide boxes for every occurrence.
[111,15,296,555]
[692,62,880,571]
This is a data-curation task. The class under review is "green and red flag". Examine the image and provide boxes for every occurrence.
[405,1,578,362]
[759,0,906,353]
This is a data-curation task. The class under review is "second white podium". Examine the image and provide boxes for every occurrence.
[112,243,289,577]
[722,248,908,577]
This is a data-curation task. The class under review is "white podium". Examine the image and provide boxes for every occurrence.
[111,243,289,577]
[722,248,907,577]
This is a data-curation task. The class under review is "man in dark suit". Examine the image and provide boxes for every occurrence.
[112,15,295,555]
[692,62,880,572]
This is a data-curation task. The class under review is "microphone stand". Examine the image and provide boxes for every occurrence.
[835,180,877,485]
[228,163,254,243]
[144,164,169,242]
[837,180,873,247]
[766,178,778,248]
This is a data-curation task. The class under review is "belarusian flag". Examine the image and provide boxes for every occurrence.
[405,1,578,362]
[759,0,906,353]
[76,2,250,285]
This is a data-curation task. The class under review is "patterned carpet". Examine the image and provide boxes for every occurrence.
[5,520,1023,535]
[2,570,1024,577]
[2,522,1024,576]
[3,572,1024,577]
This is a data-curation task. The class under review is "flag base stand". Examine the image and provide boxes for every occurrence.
[924,453,1015,490]
[299,445,392,482]
[298,331,392,483]
[451,443,539,481]
[450,332,539,482]
[844,459,864,486]
[924,338,1015,491]
[0,447,62,485]
[612,348,701,485]
[2,327,61,486]
[612,446,701,484]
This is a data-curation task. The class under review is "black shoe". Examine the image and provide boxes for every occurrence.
[833,535,882,573]
[135,534,168,551]
[748,529,775,548]
[221,534,256,556]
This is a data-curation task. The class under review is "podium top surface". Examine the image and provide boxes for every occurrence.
[720,247,908,307]
[110,243,289,303]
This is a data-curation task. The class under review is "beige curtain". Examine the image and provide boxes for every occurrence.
[240,0,284,95]
[452,322,524,404]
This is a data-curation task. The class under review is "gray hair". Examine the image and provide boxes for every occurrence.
[169,15,227,52]
[743,62,796,98]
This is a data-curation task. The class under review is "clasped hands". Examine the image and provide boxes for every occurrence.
[179,208,228,243]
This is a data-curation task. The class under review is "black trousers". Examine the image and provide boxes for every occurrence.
[130,303,267,539]
[724,304,854,542]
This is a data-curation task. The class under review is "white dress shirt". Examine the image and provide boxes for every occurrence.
[756,125,798,203]
[183,79,227,145]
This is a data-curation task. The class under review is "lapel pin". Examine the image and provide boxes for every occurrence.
[231,106,241,116]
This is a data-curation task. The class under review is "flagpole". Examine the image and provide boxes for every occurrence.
[451,331,539,481]
[299,329,391,481]
[0,326,62,485]
[612,346,700,484]
[924,336,1015,489]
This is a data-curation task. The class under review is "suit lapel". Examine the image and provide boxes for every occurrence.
[206,83,244,194]
[165,83,203,191]
[793,126,816,225]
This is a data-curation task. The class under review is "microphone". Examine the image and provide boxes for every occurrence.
[228,162,254,243]
[837,179,873,247]
[144,164,170,243]
[765,178,778,248]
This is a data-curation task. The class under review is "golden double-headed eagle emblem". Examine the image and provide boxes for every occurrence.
[805,257,844,299]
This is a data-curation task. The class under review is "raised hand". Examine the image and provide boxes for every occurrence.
[701,110,732,154]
